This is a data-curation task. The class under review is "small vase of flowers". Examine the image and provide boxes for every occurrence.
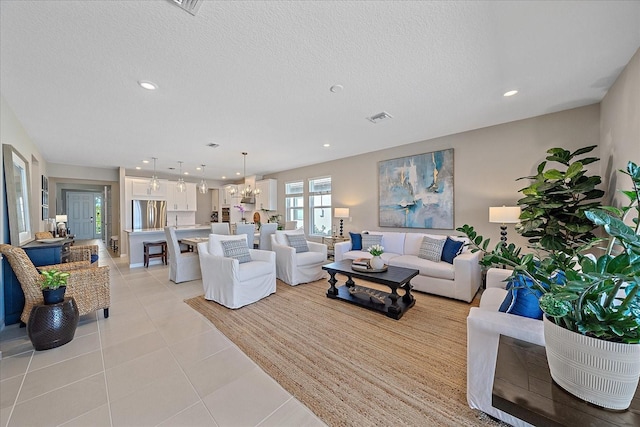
[368,244,385,270]
[234,205,246,222]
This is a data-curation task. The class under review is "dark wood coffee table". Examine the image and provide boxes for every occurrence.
[323,260,419,320]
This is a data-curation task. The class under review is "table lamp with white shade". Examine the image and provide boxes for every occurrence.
[334,208,350,237]
[56,214,68,237]
[489,206,521,243]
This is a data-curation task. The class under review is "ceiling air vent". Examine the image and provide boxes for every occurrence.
[170,0,203,16]
[366,112,393,124]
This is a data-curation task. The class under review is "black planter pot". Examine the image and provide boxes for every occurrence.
[42,286,66,305]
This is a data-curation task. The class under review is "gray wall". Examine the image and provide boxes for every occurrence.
[600,47,640,206]
[266,104,601,251]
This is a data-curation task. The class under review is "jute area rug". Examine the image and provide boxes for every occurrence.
[185,279,500,427]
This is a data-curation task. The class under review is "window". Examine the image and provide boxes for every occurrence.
[309,176,331,236]
[285,180,304,230]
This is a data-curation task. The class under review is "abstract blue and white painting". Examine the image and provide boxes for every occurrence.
[378,149,454,229]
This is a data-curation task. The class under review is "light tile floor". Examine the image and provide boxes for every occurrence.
[0,240,325,427]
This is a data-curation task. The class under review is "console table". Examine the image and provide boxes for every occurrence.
[2,239,72,325]
[492,335,640,426]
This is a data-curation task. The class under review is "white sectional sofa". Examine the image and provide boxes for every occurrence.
[334,231,482,302]
[467,268,544,427]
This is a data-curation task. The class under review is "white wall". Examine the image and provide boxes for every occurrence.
[266,104,601,251]
[600,47,640,206]
[1,94,48,332]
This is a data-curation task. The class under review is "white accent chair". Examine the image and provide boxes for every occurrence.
[270,229,327,286]
[284,221,298,230]
[197,234,276,309]
[164,226,202,283]
[235,223,256,248]
[467,268,544,427]
[211,223,230,235]
[258,223,278,251]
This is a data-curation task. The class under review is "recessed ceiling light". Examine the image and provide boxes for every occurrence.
[184,172,189,175]
[236,172,241,176]
[222,176,226,180]
[135,166,141,170]
[323,143,331,147]
[138,81,157,90]
[330,84,343,93]
[196,167,202,171]
[503,90,518,97]
[142,160,149,164]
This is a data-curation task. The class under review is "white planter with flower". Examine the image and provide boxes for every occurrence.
[368,244,385,269]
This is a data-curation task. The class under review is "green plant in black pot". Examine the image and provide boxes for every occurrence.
[40,269,70,305]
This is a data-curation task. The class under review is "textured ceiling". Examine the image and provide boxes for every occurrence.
[1,1,639,181]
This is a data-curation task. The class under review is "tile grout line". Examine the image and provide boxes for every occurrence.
[4,348,34,427]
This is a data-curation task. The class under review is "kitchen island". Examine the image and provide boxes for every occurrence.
[124,225,211,268]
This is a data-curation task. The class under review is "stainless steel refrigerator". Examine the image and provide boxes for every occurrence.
[132,200,167,229]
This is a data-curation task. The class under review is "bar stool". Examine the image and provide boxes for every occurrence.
[143,241,167,267]
[109,235,119,252]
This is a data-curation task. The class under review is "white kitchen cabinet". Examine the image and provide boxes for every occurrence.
[129,177,168,200]
[167,182,197,211]
[255,179,277,210]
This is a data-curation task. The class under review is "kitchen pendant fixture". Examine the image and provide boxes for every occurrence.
[240,152,253,199]
[198,164,208,194]
[149,157,160,191]
[176,161,186,193]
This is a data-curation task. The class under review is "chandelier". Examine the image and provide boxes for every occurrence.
[149,157,160,191]
[240,152,253,197]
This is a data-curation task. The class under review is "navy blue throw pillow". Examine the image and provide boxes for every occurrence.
[349,232,362,250]
[440,237,464,264]
[498,274,544,320]
[90,254,99,264]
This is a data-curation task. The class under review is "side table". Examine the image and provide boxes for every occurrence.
[322,236,349,260]
[27,297,79,351]
[493,335,640,426]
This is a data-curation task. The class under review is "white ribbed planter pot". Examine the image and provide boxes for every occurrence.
[543,316,640,410]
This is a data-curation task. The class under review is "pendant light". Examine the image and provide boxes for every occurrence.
[198,164,208,194]
[176,161,186,193]
[240,152,252,197]
[149,157,160,191]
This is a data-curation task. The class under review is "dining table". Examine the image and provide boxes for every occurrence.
[180,233,260,250]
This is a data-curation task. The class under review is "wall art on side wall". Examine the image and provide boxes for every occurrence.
[378,149,454,229]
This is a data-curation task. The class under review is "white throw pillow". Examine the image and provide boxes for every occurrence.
[274,228,304,246]
[208,234,246,257]
[418,236,446,262]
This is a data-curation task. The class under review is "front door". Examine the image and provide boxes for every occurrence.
[67,192,102,239]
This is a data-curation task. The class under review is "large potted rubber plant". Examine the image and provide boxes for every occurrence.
[459,160,640,410]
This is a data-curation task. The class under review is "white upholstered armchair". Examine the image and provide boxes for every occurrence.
[164,226,201,283]
[270,229,327,286]
[197,234,276,309]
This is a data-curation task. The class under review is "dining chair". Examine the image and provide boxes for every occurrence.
[164,226,202,283]
[211,223,230,235]
[235,223,256,248]
[258,223,278,251]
